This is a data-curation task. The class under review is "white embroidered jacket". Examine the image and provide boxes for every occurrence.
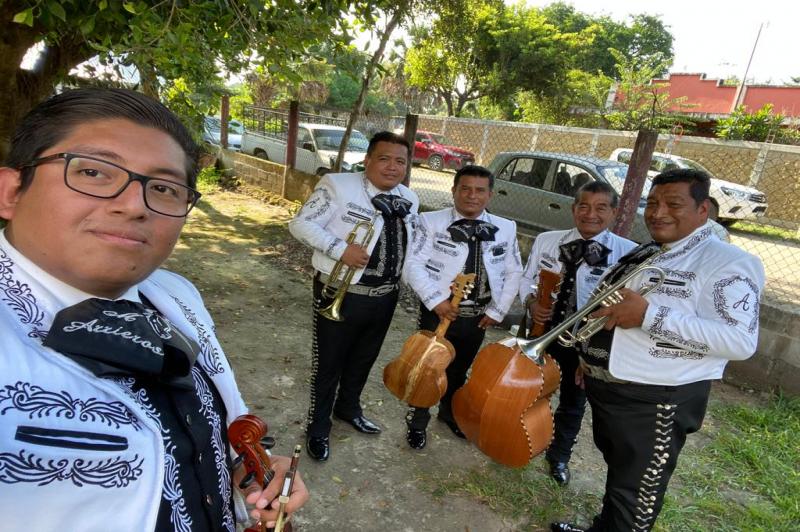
[519,228,637,309]
[0,234,247,532]
[402,208,523,323]
[288,171,420,284]
[602,222,766,385]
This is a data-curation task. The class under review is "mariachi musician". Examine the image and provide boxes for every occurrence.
[402,165,522,449]
[288,131,419,462]
[520,181,636,486]
[551,169,766,532]
[0,88,308,531]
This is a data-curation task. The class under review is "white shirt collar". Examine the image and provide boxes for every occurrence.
[662,221,712,251]
[451,208,488,222]
[0,229,141,309]
[573,228,609,242]
[362,173,402,198]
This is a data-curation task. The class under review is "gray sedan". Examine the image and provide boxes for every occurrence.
[486,151,727,243]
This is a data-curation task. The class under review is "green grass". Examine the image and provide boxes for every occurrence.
[424,394,800,531]
[196,166,223,190]
[729,220,800,243]
[424,462,603,530]
[658,394,800,531]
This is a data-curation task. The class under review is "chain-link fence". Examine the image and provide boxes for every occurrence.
[404,115,800,312]
[230,107,798,311]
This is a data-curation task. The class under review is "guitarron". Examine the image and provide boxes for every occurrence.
[452,258,666,467]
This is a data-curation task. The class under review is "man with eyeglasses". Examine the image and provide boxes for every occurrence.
[0,88,308,532]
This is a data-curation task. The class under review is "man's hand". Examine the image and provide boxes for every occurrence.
[240,454,310,529]
[529,299,554,327]
[478,315,499,330]
[590,288,648,330]
[433,300,459,322]
[340,243,370,268]
[575,366,585,390]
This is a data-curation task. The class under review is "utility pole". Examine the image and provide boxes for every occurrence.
[731,23,765,112]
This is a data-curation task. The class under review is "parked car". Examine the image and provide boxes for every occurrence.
[242,123,368,175]
[202,116,244,151]
[609,149,768,224]
[410,130,474,171]
[486,151,728,243]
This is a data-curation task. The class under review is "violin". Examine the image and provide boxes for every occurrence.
[228,414,294,532]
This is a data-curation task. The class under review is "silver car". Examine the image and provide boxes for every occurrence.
[609,149,768,225]
[487,151,728,243]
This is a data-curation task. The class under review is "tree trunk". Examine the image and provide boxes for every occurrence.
[0,19,39,162]
[334,5,408,172]
[612,128,658,238]
[0,25,91,162]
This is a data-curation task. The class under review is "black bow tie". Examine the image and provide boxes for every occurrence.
[43,298,199,389]
[447,218,499,243]
[372,194,412,219]
[559,238,611,267]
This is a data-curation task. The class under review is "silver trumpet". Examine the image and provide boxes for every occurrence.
[516,256,666,363]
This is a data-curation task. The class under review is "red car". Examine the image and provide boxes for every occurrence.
[412,130,475,171]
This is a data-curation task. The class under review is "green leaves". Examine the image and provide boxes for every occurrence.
[13,8,34,27]
[715,104,788,142]
[47,2,67,22]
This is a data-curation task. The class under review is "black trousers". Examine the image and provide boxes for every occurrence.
[585,376,712,532]
[306,277,399,438]
[545,343,587,464]
[406,304,486,430]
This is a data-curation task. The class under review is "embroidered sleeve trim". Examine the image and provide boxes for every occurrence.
[325,238,343,259]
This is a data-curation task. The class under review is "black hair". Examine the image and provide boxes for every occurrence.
[453,164,495,189]
[367,131,410,157]
[6,88,200,190]
[652,168,710,205]
[574,180,619,208]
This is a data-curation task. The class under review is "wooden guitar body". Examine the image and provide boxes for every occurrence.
[452,342,561,467]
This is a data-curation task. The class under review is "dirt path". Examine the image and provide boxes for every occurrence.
[166,186,762,532]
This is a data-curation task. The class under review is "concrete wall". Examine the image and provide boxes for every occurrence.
[221,150,320,203]
[220,148,799,397]
[726,304,800,395]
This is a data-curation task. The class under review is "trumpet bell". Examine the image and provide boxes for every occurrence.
[318,297,344,322]
[516,259,667,362]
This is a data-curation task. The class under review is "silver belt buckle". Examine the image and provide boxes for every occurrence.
[368,284,396,297]
[458,305,485,318]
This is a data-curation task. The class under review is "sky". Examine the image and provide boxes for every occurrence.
[524,0,800,84]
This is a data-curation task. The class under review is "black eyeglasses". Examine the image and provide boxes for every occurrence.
[19,152,201,217]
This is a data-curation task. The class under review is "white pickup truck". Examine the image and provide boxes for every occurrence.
[241,122,369,175]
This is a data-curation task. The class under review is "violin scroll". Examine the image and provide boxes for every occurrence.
[228,414,293,532]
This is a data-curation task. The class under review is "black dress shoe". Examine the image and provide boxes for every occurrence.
[306,436,330,461]
[336,414,382,434]
[550,522,586,532]
[548,460,571,486]
[438,417,466,439]
[406,428,427,450]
